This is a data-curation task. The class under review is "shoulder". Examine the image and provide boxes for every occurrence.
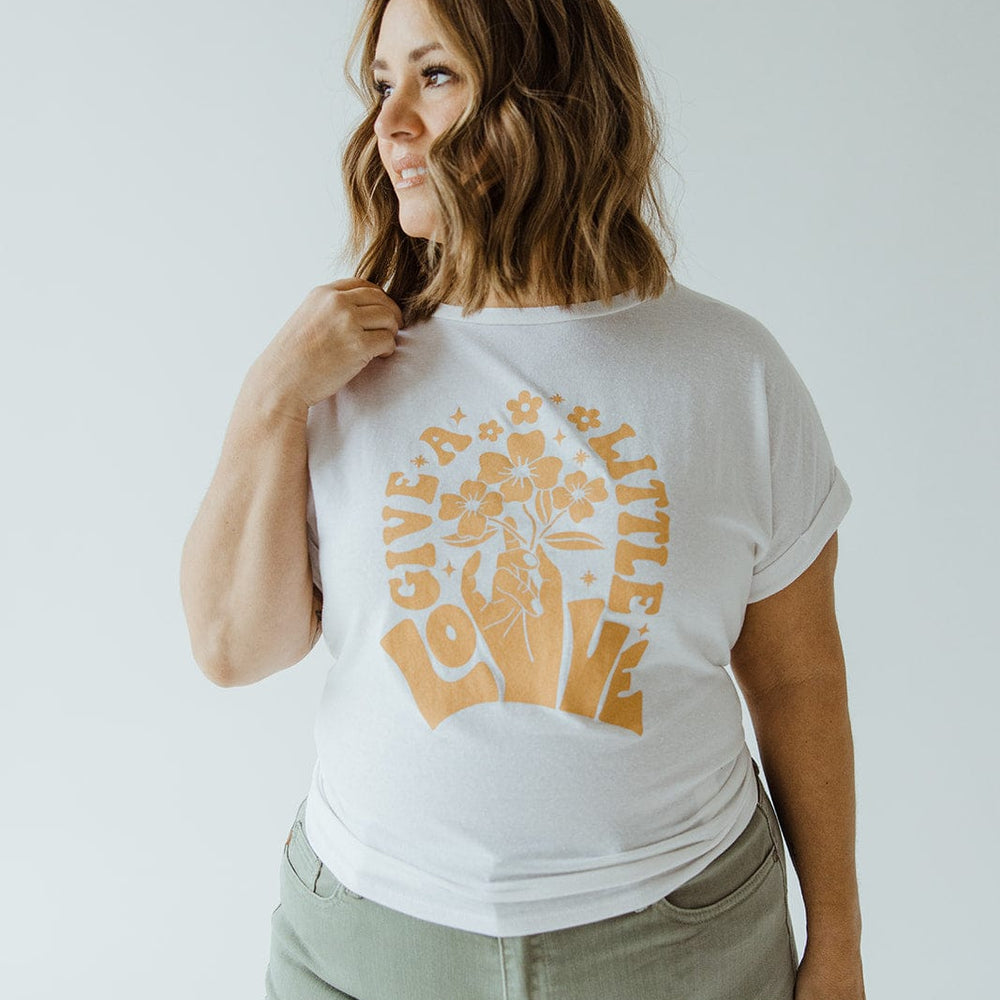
[673,283,781,345]
[637,281,787,378]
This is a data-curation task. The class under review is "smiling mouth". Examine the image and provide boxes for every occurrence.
[396,166,429,190]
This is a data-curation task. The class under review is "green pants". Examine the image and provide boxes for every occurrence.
[264,761,798,999]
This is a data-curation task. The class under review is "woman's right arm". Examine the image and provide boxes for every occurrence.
[179,279,403,687]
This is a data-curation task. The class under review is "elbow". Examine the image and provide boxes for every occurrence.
[192,635,303,688]
[183,615,257,688]
[193,636,256,688]
[184,618,240,687]
[190,635,234,688]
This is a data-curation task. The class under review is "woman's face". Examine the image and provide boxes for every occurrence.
[372,0,472,241]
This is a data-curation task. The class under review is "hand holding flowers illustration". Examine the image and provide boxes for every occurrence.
[440,430,608,706]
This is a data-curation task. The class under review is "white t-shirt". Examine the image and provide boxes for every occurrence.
[301,280,852,936]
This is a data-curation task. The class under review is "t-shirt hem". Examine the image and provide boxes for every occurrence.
[302,752,760,937]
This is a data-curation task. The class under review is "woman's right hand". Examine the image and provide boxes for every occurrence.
[254,278,404,414]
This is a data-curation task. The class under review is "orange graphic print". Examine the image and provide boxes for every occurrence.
[379,390,669,736]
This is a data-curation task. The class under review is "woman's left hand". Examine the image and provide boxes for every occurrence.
[794,942,866,999]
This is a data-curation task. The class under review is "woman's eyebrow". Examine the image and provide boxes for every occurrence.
[371,42,445,72]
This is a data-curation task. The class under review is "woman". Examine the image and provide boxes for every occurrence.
[179,1,865,997]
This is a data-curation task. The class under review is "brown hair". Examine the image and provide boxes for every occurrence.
[341,0,678,325]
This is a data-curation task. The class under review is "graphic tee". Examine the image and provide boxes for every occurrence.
[301,280,852,936]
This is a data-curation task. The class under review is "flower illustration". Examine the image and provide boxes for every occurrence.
[439,480,505,539]
[478,430,561,503]
[567,405,601,431]
[506,390,543,425]
[551,470,608,523]
[479,419,504,442]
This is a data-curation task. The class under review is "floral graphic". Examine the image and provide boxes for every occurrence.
[552,470,609,523]
[479,419,504,442]
[476,430,561,504]
[437,429,607,672]
[567,405,601,431]
[439,480,505,540]
[380,388,658,735]
[507,390,543,425]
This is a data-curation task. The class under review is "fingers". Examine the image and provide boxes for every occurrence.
[331,279,405,329]
[327,276,381,292]
[460,551,487,615]
[353,302,401,333]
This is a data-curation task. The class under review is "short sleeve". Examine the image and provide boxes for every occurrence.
[746,337,853,603]
[306,479,323,595]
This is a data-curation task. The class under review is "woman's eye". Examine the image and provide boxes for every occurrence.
[372,65,455,102]
[423,66,453,87]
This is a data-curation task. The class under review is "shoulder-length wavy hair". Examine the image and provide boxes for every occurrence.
[341,0,677,325]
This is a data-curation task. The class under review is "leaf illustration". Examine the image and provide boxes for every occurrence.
[534,488,553,524]
[543,531,604,550]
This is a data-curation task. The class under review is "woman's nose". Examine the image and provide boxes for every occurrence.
[374,90,422,140]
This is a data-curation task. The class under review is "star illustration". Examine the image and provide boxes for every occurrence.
[581,570,597,586]
[638,625,650,636]
[550,393,565,404]
[450,406,467,425]
[443,561,456,576]
[573,449,588,465]
[554,428,566,444]
[411,454,428,467]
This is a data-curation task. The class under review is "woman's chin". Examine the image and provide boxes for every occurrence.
[396,200,441,240]
[398,217,441,243]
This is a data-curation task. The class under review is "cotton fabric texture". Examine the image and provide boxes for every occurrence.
[300,281,851,937]
[265,760,798,999]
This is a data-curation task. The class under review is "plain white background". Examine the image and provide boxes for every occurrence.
[1,0,996,996]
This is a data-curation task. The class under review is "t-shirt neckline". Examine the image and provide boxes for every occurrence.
[430,289,644,326]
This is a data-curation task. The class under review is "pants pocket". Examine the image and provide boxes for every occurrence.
[281,797,364,904]
[655,807,778,921]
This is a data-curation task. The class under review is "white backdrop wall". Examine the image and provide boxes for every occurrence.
[1,1,996,996]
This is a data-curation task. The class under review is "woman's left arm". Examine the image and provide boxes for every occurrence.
[730,531,866,1000]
